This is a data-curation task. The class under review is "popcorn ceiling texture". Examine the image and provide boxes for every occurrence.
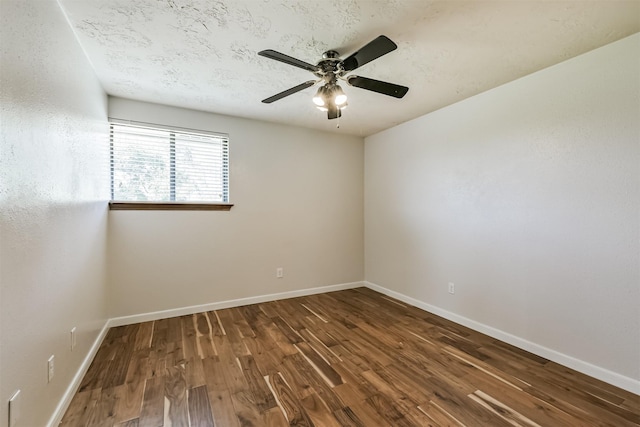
[59,0,639,136]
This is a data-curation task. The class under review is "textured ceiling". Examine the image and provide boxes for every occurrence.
[58,0,639,137]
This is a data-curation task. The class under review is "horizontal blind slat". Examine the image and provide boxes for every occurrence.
[110,122,229,202]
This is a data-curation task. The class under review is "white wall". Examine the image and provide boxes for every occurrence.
[0,0,109,426]
[108,97,364,318]
[365,34,640,389]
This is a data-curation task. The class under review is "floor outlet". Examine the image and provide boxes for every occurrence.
[448,282,455,294]
[8,390,21,427]
[276,267,284,278]
[71,327,77,351]
[48,355,55,383]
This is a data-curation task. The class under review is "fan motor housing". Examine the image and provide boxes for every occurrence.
[315,50,343,80]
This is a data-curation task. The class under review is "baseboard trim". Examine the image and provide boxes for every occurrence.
[46,320,111,427]
[364,281,640,395]
[108,281,364,327]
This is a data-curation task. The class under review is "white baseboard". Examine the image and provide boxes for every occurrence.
[46,320,111,427]
[364,281,640,395]
[108,281,364,327]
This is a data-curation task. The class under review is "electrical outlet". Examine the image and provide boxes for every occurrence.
[70,327,77,351]
[8,390,21,427]
[448,282,455,294]
[48,355,55,383]
[276,267,284,278]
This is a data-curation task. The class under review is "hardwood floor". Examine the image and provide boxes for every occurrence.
[61,288,640,426]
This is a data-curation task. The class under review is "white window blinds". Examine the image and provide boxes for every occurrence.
[109,121,229,202]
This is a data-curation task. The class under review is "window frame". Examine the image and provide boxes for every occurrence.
[108,118,232,211]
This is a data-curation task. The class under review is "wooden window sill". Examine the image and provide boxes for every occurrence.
[109,202,234,211]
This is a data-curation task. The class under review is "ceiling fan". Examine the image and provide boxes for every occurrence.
[258,35,409,120]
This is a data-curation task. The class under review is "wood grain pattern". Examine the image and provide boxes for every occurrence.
[164,365,189,426]
[188,386,215,427]
[62,288,640,426]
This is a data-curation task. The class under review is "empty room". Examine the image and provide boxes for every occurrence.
[1,0,639,426]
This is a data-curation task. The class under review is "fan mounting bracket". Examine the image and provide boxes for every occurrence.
[322,50,340,59]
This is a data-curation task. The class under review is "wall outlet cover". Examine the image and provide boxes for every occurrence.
[48,355,55,382]
[71,327,77,351]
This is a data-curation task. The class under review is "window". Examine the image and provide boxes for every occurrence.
[109,120,230,209]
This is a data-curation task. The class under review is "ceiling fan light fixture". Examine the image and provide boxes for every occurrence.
[333,85,347,106]
[312,86,327,107]
[335,94,347,106]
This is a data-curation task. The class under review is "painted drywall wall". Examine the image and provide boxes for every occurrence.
[108,97,364,317]
[0,0,109,425]
[365,34,640,385]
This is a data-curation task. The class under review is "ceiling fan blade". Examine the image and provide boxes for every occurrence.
[347,75,409,98]
[261,80,316,104]
[258,49,320,73]
[339,35,397,72]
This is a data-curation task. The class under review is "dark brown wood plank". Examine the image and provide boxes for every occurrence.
[237,355,277,412]
[300,391,341,427]
[216,309,252,357]
[282,353,345,413]
[139,376,165,426]
[420,375,516,427]
[134,322,154,351]
[164,365,189,426]
[364,393,414,427]
[184,356,207,388]
[332,406,366,427]
[193,313,216,358]
[294,342,343,387]
[113,379,145,424]
[201,356,241,427]
[230,390,263,427]
[60,389,100,426]
[181,314,199,361]
[265,372,314,426]
[78,358,112,393]
[102,341,134,389]
[206,310,226,337]
[125,349,151,384]
[188,385,216,427]
[262,407,288,426]
[87,387,117,427]
[114,419,139,427]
